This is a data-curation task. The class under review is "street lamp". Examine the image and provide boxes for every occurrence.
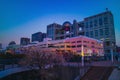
[81,36,84,67]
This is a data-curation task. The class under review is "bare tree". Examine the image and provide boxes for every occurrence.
[19,47,65,80]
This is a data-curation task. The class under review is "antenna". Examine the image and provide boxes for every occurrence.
[106,8,108,11]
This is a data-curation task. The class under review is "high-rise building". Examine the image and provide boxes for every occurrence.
[47,23,62,40]
[20,37,30,45]
[83,10,116,54]
[47,10,116,54]
[32,32,46,42]
[0,43,2,49]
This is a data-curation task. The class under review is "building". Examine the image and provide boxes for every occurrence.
[32,32,46,42]
[42,33,47,40]
[47,10,116,54]
[83,10,116,54]
[6,44,21,54]
[47,23,62,40]
[116,46,120,54]
[8,41,16,46]
[20,37,30,45]
[22,36,104,56]
[0,43,2,49]
[47,21,84,40]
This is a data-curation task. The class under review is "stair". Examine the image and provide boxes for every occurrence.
[80,66,113,80]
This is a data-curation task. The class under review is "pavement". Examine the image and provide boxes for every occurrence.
[108,68,120,80]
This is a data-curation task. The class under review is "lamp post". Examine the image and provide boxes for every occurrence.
[81,36,84,67]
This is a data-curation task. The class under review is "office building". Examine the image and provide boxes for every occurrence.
[47,10,116,54]
[83,10,116,54]
[32,32,46,42]
[20,37,30,45]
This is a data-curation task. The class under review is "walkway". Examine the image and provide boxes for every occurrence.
[80,66,113,80]
[0,66,38,78]
[0,61,120,79]
[108,68,120,80]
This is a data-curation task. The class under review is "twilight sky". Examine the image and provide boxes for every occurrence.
[0,0,120,48]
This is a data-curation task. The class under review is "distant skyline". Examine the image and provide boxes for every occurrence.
[0,0,120,48]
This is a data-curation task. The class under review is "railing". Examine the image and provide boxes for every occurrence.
[0,64,20,71]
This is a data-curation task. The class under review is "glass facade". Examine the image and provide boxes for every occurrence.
[105,28,109,35]
[90,31,93,37]
[94,19,98,26]
[99,29,103,36]
[99,18,103,25]
[95,30,98,37]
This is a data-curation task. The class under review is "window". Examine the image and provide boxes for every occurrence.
[72,41,76,43]
[61,46,64,48]
[90,31,93,37]
[95,30,98,37]
[106,50,110,53]
[77,45,81,47]
[72,45,76,48]
[94,19,98,26]
[99,29,103,36]
[77,41,81,43]
[106,41,110,46]
[105,28,109,35]
[65,42,70,43]
[67,46,71,48]
[83,45,87,47]
[90,21,93,27]
[86,32,89,37]
[86,22,88,28]
[104,16,108,24]
[99,18,103,25]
